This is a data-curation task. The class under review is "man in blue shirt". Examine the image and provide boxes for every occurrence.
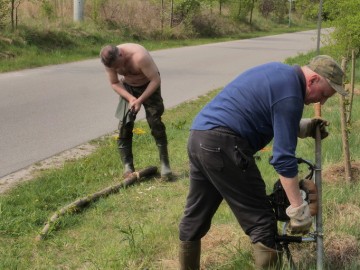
[178,55,347,269]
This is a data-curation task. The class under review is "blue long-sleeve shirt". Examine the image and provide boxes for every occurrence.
[191,62,306,178]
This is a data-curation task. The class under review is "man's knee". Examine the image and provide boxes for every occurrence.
[249,223,278,250]
[148,119,166,139]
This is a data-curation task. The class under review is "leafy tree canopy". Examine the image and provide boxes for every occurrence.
[324,0,360,56]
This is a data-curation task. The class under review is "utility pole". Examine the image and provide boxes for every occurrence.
[73,0,84,22]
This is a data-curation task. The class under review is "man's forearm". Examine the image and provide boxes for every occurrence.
[279,175,303,207]
[137,80,160,104]
[112,83,134,102]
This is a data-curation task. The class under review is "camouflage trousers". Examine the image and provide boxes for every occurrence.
[117,82,167,143]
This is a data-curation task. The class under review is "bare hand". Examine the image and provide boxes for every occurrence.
[128,98,141,113]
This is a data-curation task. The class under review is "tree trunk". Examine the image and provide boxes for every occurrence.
[161,0,164,34]
[11,0,15,31]
[170,0,174,28]
[340,57,352,182]
[347,50,356,124]
[249,0,255,25]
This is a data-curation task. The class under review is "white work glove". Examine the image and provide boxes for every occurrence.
[286,201,312,235]
[298,118,329,139]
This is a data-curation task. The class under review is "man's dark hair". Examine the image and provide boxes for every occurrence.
[100,45,119,68]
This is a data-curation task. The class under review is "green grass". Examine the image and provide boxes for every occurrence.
[1,51,360,269]
[1,18,359,268]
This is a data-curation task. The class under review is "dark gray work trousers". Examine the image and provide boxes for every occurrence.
[179,128,277,248]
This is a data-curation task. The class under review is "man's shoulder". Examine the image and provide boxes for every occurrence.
[261,61,291,70]
[120,43,147,54]
[245,62,290,76]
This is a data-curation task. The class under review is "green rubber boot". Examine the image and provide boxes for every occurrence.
[179,240,201,270]
[253,242,282,269]
[118,138,135,178]
[157,143,173,181]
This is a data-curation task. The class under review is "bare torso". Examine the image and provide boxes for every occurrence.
[103,43,161,110]
[115,43,159,87]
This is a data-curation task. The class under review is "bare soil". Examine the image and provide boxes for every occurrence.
[159,223,245,270]
[323,161,360,183]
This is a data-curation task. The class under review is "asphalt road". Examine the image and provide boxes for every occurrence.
[0,29,326,177]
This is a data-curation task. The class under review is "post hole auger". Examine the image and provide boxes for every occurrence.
[268,157,322,270]
[314,102,324,270]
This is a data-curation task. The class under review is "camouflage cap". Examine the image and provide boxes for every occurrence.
[307,55,347,96]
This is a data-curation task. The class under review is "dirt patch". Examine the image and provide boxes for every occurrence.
[323,161,360,184]
[201,224,247,268]
[0,142,98,194]
[159,223,246,270]
[327,203,360,230]
[288,241,317,266]
[289,231,359,268]
[325,232,359,267]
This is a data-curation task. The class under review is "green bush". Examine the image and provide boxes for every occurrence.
[191,14,239,38]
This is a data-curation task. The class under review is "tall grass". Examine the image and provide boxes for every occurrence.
[0,22,317,73]
[0,7,318,74]
[0,50,359,268]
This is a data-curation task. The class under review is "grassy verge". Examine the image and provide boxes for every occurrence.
[0,23,317,73]
[1,51,359,269]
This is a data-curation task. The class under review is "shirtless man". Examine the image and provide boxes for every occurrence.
[100,43,172,180]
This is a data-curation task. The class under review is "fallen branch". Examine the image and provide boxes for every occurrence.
[36,166,158,241]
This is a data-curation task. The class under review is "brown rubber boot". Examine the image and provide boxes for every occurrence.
[179,240,201,270]
[253,242,282,269]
